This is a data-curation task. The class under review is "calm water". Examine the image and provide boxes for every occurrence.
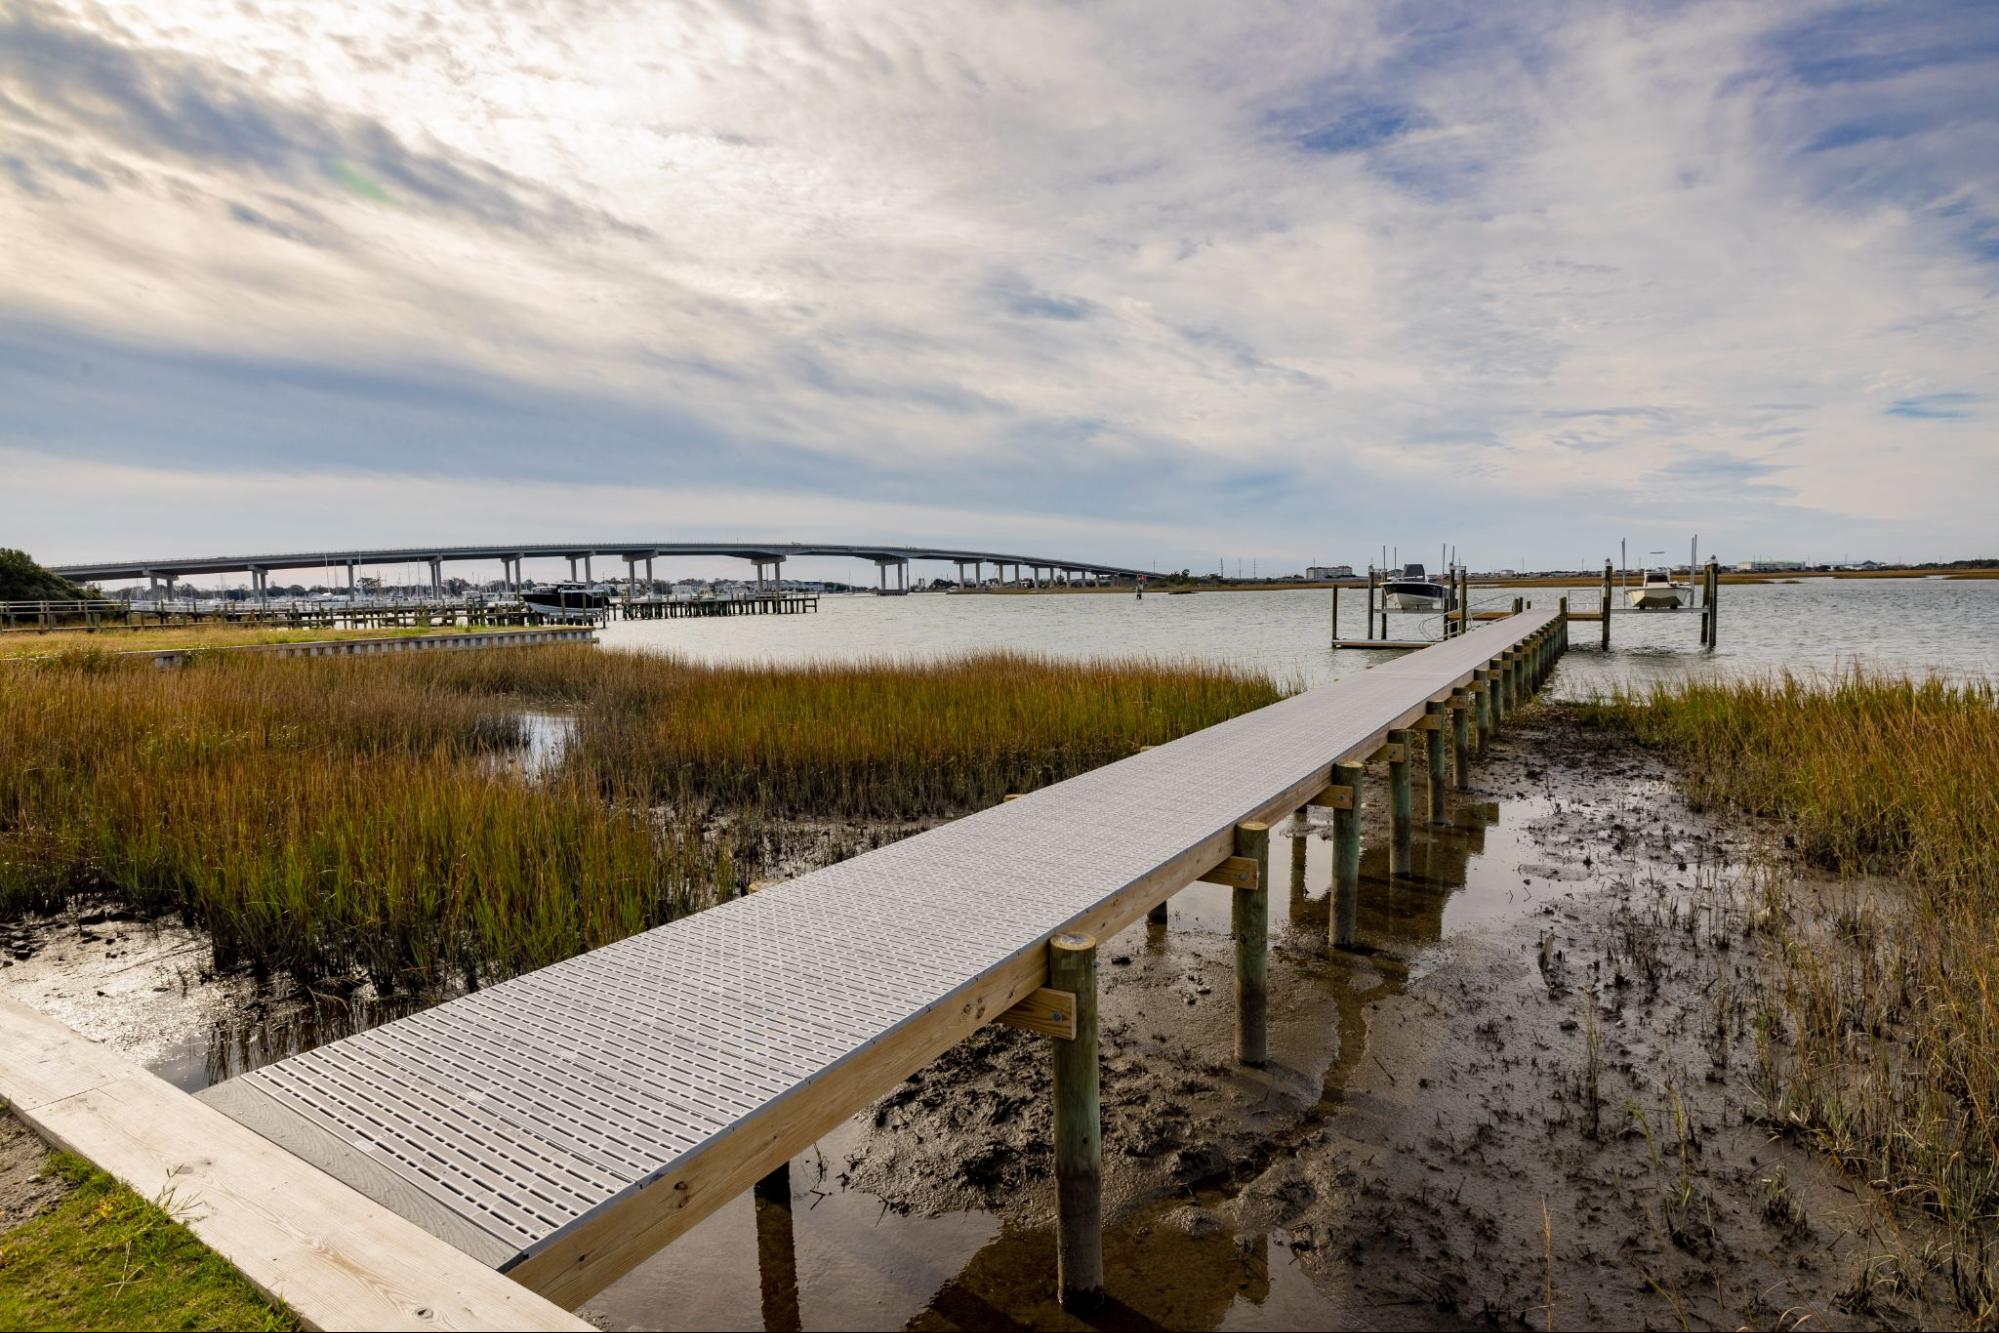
[599,576,1999,692]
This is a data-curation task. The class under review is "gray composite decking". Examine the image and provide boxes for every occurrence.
[199,609,1558,1283]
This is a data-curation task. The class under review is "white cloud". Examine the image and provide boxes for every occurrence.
[2,0,1994,565]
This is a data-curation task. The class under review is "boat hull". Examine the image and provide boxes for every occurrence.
[1624,587,1687,609]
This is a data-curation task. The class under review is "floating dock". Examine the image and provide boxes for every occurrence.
[168,608,1565,1316]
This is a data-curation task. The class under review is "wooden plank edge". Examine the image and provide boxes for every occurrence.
[0,997,586,1333]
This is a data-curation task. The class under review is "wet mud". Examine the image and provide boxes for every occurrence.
[586,708,1956,1331]
[1,703,1957,1328]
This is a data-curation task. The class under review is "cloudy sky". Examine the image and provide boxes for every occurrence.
[3,0,1995,578]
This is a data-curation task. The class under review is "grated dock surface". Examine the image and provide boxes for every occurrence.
[201,611,1558,1267]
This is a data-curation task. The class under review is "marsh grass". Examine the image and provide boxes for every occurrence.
[1580,669,1999,1318]
[0,647,1279,987]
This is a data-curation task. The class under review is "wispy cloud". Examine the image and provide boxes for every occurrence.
[2,0,1996,567]
[1886,392,1980,420]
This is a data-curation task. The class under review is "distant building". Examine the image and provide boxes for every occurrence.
[1305,564,1355,580]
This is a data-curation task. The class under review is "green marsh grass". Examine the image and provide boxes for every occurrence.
[1580,669,1999,1312]
[0,647,1280,986]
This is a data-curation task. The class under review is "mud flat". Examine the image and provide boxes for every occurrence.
[2,706,1968,1329]
[585,709,1966,1331]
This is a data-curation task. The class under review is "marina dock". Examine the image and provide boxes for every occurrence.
[111,607,1569,1320]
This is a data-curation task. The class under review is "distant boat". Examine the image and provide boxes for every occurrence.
[1383,563,1451,612]
[522,583,609,620]
[1625,567,1689,609]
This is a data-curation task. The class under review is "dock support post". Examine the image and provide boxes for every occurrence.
[1707,560,1719,649]
[1365,567,1377,641]
[1601,561,1613,650]
[1387,730,1413,877]
[1330,762,1362,949]
[1232,822,1269,1067]
[1451,692,1471,790]
[1330,581,1338,645]
[1050,932,1102,1310]
[753,1164,801,1333]
[1425,702,1449,824]
[1472,673,1492,750]
[1290,810,1308,899]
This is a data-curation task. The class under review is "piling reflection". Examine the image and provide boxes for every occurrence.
[753,1163,802,1333]
[911,1213,1270,1331]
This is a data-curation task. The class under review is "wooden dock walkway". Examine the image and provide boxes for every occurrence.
[192,608,1565,1314]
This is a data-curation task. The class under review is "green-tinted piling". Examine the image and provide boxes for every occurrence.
[1451,692,1471,791]
[1387,731,1413,877]
[1425,702,1449,824]
[1051,932,1102,1310]
[1330,762,1363,949]
[1233,821,1270,1066]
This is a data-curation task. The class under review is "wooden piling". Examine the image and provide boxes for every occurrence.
[1451,692,1471,791]
[1232,822,1270,1067]
[1425,702,1449,824]
[1330,762,1362,949]
[1472,672,1493,749]
[1601,561,1613,650]
[1366,567,1378,641]
[1050,932,1102,1310]
[1707,560,1720,649]
[1290,810,1308,899]
[1387,731,1413,877]
[752,1164,801,1333]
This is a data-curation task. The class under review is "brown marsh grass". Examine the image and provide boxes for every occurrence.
[1581,669,1999,1314]
[0,646,1279,986]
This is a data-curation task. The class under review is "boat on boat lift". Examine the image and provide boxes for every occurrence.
[1382,562,1453,612]
[1624,565,1690,609]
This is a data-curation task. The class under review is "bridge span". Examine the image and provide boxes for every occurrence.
[50,542,1162,596]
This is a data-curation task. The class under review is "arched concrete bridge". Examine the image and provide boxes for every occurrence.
[50,543,1162,595]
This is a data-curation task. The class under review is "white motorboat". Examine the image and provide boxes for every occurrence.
[1383,562,1451,612]
[1624,567,1688,609]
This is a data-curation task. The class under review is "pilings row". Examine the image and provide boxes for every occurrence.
[1042,615,1568,1309]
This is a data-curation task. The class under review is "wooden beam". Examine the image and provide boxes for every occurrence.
[0,998,586,1333]
[1197,855,1259,889]
[1306,784,1353,810]
[997,987,1079,1040]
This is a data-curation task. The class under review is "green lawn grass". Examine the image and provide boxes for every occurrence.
[0,1152,293,1332]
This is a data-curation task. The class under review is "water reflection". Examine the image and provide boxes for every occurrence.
[586,769,1556,1331]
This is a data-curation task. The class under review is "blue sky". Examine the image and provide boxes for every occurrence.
[3,0,1995,578]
